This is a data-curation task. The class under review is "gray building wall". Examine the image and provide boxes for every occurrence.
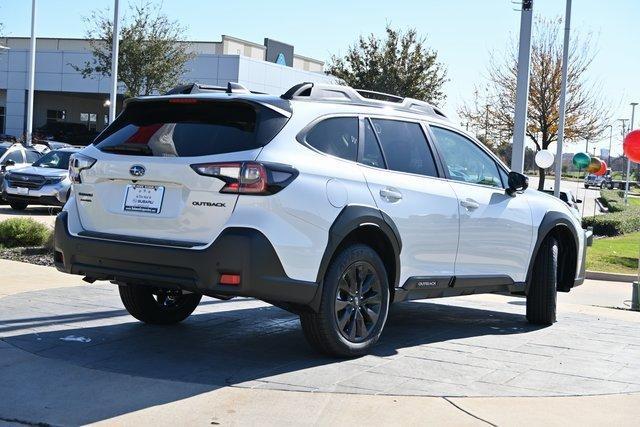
[0,37,334,138]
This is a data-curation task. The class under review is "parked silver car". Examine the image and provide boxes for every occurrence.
[2,147,80,210]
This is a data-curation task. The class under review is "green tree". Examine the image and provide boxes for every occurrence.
[459,18,608,190]
[74,2,194,97]
[328,25,447,104]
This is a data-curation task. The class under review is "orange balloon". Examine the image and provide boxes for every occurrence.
[595,160,607,176]
[587,157,602,173]
[624,129,640,163]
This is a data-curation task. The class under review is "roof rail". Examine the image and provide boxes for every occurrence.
[164,82,263,95]
[281,82,447,120]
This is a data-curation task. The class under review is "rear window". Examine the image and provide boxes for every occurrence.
[94,100,289,157]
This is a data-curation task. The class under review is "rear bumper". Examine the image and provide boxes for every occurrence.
[53,211,318,305]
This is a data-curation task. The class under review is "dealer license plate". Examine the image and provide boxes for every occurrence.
[123,184,165,214]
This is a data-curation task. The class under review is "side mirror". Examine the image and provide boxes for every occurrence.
[506,171,528,196]
[3,159,15,167]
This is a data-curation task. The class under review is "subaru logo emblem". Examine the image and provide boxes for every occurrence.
[129,165,145,177]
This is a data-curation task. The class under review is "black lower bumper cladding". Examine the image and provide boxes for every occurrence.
[54,212,318,304]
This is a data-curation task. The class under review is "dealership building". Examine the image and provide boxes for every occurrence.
[0,35,334,139]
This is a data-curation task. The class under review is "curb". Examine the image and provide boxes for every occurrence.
[586,270,636,283]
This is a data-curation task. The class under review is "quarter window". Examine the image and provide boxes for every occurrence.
[431,126,503,188]
[370,119,438,177]
[305,117,358,161]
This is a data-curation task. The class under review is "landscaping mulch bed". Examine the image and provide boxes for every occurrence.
[0,246,54,267]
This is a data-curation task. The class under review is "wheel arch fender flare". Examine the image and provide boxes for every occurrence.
[525,211,579,293]
[309,205,402,311]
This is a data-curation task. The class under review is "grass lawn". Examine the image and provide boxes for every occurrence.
[627,197,640,207]
[586,232,639,274]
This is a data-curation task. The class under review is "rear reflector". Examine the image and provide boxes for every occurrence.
[219,274,241,286]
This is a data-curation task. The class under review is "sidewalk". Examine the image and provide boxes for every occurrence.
[1,259,638,426]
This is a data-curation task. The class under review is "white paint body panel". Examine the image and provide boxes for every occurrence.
[359,166,459,284]
[447,181,533,282]
[64,97,587,286]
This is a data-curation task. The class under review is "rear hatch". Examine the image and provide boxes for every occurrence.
[75,97,290,246]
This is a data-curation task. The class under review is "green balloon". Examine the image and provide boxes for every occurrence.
[572,152,591,169]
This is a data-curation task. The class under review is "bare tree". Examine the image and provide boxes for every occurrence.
[459,17,608,189]
[328,25,447,104]
[73,2,194,98]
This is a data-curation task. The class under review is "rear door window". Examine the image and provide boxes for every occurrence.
[304,117,358,161]
[370,119,438,177]
[94,100,289,157]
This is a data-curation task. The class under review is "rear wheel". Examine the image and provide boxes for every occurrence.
[300,244,390,357]
[526,237,558,325]
[9,202,28,211]
[118,284,201,324]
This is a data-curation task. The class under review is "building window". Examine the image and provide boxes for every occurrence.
[0,107,5,133]
[80,112,97,131]
[47,109,66,123]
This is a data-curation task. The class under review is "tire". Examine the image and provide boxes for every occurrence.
[584,184,589,189]
[526,237,558,325]
[300,244,390,357]
[9,202,28,211]
[118,284,202,325]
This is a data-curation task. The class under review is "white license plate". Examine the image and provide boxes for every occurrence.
[17,187,29,195]
[123,185,165,214]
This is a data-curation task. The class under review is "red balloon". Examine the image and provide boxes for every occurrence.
[623,129,640,163]
[595,160,607,176]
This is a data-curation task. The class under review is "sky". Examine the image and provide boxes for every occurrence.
[1,0,639,155]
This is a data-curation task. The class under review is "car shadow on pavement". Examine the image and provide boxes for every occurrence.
[0,288,544,425]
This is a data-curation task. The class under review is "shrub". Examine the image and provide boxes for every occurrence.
[599,189,626,213]
[583,207,640,236]
[0,218,53,248]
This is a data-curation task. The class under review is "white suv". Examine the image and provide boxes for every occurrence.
[54,82,591,356]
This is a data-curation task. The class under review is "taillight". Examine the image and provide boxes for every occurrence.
[69,154,97,184]
[190,161,297,195]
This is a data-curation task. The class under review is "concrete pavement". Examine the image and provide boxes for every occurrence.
[1,260,638,426]
[529,177,602,217]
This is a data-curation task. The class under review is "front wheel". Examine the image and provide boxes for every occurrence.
[119,284,202,324]
[300,244,390,357]
[526,237,558,325]
[584,184,589,189]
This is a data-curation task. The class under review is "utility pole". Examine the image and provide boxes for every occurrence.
[511,0,534,173]
[25,0,37,146]
[108,0,120,123]
[553,0,571,198]
[624,103,638,204]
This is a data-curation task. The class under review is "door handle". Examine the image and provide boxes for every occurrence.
[379,188,403,202]
[460,199,480,210]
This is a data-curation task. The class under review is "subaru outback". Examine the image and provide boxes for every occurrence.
[54,82,591,357]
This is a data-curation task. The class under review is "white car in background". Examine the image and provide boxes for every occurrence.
[54,82,591,357]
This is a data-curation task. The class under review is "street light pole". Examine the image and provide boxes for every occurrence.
[108,0,120,123]
[553,0,571,198]
[511,0,534,173]
[25,0,37,146]
[624,102,638,204]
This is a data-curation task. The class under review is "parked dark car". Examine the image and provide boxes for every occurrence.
[35,122,98,146]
